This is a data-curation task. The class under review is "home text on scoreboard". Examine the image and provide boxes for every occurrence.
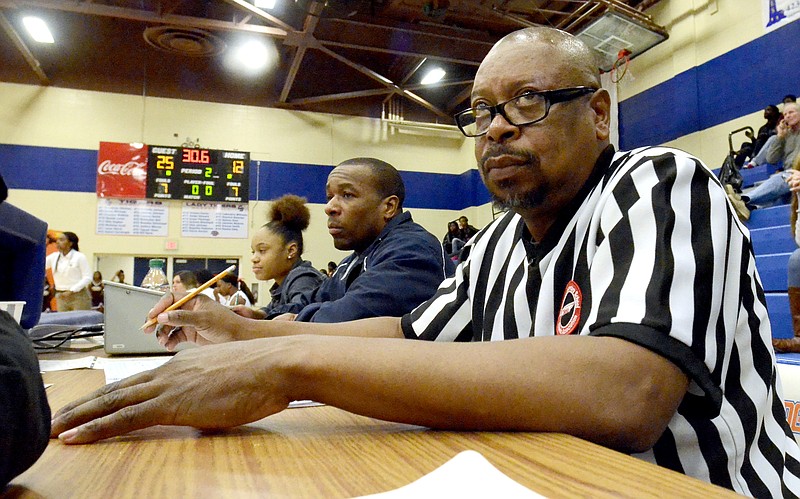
[145,146,249,202]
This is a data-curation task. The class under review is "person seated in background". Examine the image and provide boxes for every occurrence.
[236,157,453,323]
[742,101,800,208]
[326,261,337,278]
[242,195,325,318]
[194,268,219,302]
[172,271,199,294]
[441,220,463,260]
[50,27,800,495]
[216,274,254,307]
[111,269,126,284]
[456,215,479,242]
[773,154,800,353]
[0,173,47,328]
[89,271,104,311]
[0,175,49,486]
[741,104,781,168]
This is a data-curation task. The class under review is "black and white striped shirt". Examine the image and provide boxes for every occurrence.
[401,146,800,495]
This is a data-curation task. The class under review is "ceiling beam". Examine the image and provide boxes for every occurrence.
[219,0,294,32]
[315,18,491,66]
[0,10,49,84]
[0,0,288,37]
[279,1,323,103]
[313,43,450,119]
[288,87,393,106]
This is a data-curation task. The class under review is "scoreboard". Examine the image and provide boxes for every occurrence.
[145,146,249,202]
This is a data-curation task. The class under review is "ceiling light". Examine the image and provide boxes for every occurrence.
[421,68,446,85]
[254,0,276,8]
[22,16,54,44]
[575,10,667,72]
[228,38,276,74]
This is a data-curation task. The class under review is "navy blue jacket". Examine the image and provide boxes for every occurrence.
[295,211,454,322]
[261,260,325,317]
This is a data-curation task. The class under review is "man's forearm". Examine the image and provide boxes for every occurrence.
[280,334,688,453]
[238,316,405,341]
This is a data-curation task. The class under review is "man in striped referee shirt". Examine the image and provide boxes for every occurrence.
[53,26,800,496]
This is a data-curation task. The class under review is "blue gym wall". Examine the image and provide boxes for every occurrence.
[0,144,490,210]
[619,20,800,150]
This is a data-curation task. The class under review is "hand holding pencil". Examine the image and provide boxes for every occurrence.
[140,264,237,331]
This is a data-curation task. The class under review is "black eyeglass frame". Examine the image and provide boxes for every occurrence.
[453,86,599,137]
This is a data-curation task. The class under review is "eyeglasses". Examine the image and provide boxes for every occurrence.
[453,86,598,137]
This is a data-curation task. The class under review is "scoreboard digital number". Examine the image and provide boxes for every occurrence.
[145,146,249,202]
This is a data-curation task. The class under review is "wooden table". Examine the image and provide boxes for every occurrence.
[6,368,739,498]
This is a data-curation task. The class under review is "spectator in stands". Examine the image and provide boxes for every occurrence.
[326,261,337,278]
[234,158,453,323]
[441,220,461,257]
[194,268,219,302]
[172,271,199,294]
[45,231,92,312]
[216,274,254,306]
[241,195,325,318]
[89,271,104,310]
[52,27,800,495]
[773,154,800,353]
[741,104,781,166]
[742,102,800,208]
[457,215,479,242]
[785,95,797,105]
[112,270,126,284]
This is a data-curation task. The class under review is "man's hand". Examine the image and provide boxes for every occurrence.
[777,118,788,139]
[144,292,252,350]
[271,313,297,321]
[787,170,800,192]
[50,340,293,444]
[231,305,267,320]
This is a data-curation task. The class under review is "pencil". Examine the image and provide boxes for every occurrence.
[139,264,237,330]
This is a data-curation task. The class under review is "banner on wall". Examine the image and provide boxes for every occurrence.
[763,0,800,32]
[181,202,248,238]
[96,142,148,198]
[96,199,168,236]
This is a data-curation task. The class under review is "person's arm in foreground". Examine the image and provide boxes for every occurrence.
[0,310,50,486]
[51,299,687,453]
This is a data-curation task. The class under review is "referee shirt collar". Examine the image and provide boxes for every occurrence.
[523,144,615,258]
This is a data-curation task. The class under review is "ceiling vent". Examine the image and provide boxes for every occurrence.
[143,26,226,57]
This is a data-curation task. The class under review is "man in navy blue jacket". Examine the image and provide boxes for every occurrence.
[245,157,453,322]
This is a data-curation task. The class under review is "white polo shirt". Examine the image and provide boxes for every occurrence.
[45,249,91,292]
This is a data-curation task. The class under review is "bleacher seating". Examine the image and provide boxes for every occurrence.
[741,170,800,438]
[744,188,794,340]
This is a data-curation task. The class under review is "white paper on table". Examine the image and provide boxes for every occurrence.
[99,357,172,384]
[355,450,545,498]
[39,356,99,372]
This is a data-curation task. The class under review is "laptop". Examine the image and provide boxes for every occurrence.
[103,281,193,355]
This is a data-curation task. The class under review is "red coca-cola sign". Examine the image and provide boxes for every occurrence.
[96,142,148,198]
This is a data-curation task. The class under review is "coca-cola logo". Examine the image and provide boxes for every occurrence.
[97,159,146,175]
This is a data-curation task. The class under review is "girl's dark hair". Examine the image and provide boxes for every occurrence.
[175,270,199,289]
[63,231,80,251]
[265,195,311,255]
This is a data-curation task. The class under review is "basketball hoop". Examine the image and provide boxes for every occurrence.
[610,49,632,83]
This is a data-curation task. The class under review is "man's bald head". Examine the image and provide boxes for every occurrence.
[480,27,601,91]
